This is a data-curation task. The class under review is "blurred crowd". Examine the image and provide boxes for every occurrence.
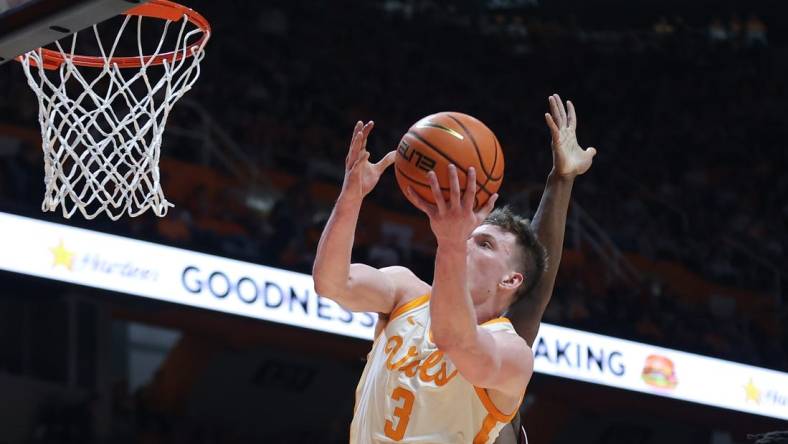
[0,0,785,378]
[1,1,786,443]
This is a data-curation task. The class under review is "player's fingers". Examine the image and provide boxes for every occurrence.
[555,94,568,127]
[406,186,436,217]
[544,113,559,139]
[551,95,565,128]
[345,122,363,168]
[362,120,374,138]
[351,121,363,146]
[463,167,477,209]
[350,121,362,143]
[448,165,461,209]
[567,100,577,129]
[477,193,498,220]
[373,150,397,174]
[361,121,374,150]
[350,126,364,152]
[428,171,447,214]
[587,147,598,158]
[351,150,371,172]
[548,96,561,127]
[351,131,366,161]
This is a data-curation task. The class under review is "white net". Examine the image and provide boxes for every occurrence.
[18,11,208,220]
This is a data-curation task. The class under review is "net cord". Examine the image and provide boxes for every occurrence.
[19,13,207,219]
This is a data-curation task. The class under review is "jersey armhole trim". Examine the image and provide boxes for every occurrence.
[481,317,511,327]
[473,386,520,423]
[389,293,430,321]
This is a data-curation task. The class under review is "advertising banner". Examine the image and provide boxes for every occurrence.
[0,212,375,340]
[0,211,785,420]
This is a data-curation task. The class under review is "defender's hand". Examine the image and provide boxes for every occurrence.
[404,165,498,246]
[545,94,597,179]
[341,121,396,203]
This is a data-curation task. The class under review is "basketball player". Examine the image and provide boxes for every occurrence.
[313,94,595,443]
[493,96,597,444]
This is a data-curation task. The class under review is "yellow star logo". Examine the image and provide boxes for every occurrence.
[49,240,75,270]
[743,378,761,404]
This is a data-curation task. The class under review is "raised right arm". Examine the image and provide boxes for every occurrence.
[312,196,405,313]
[311,120,401,314]
[508,94,596,345]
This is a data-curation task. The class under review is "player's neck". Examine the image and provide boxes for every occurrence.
[472,292,509,324]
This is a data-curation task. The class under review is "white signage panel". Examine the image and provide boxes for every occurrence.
[0,212,375,339]
[532,324,788,420]
[0,211,785,420]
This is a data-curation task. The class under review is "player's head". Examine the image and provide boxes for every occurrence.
[466,206,547,311]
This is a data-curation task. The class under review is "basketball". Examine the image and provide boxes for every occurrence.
[395,112,504,209]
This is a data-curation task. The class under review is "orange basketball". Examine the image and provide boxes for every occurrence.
[395,112,504,209]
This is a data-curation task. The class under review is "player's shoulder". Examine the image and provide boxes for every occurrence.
[379,266,429,292]
[487,323,534,364]
[483,328,533,407]
[380,266,431,315]
[379,265,419,279]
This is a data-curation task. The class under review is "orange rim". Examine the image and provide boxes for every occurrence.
[18,0,210,70]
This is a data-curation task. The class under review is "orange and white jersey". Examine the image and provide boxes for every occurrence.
[350,294,520,444]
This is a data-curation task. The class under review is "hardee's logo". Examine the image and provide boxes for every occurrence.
[742,377,788,408]
[47,239,159,282]
[743,378,762,404]
[641,354,678,390]
[50,239,76,270]
[384,335,458,386]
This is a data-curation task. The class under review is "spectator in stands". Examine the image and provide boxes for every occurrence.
[745,14,768,47]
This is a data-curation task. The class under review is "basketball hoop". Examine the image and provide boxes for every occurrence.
[17,0,211,220]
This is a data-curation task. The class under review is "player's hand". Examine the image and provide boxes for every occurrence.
[545,94,597,179]
[404,165,498,246]
[341,121,396,203]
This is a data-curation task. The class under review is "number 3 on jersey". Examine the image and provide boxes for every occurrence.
[384,386,415,440]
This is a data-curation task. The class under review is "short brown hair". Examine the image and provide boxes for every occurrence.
[482,206,547,304]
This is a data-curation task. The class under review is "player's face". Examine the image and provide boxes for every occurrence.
[465,224,521,304]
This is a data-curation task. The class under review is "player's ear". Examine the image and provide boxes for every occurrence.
[499,272,523,291]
